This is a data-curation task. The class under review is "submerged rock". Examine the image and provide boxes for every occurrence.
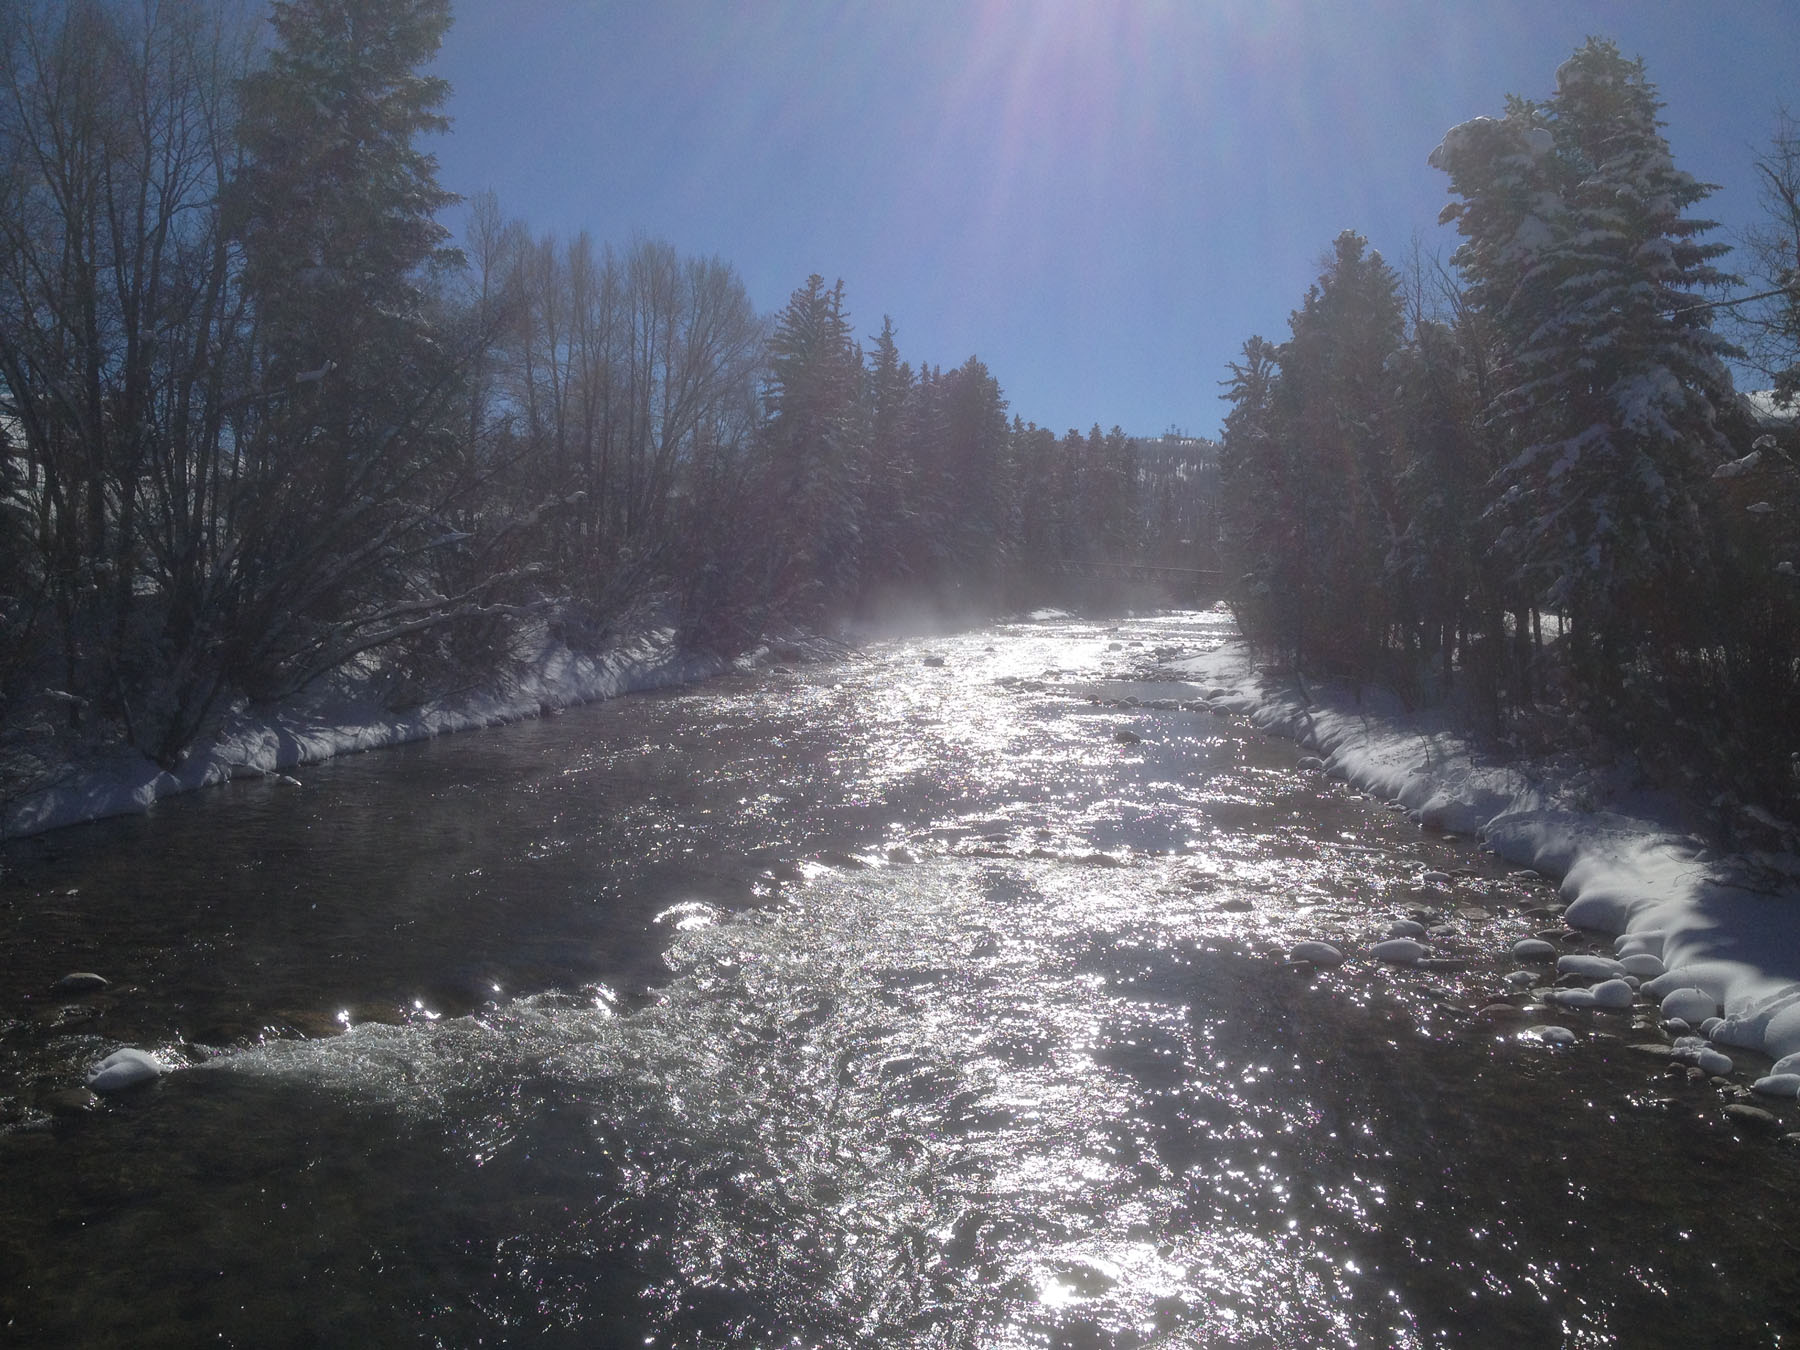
[1725,1103,1783,1133]
[51,972,110,996]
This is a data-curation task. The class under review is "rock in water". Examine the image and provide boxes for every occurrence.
[1511,938,1556,962]
[1289,941,1345,967]
[86,1048,166,1093]
[1557,954,1626,980]
[1660,988,1718,1024]
[1588,979,1636,1009]
[51,972,110,996]
[1372,938,1427,965]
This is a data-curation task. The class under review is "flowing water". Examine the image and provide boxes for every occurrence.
[2,610,1798,1347]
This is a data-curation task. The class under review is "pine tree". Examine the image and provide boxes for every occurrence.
[1272,231,1405,675]
[760,275,865,619]
[230,0,458,399]
[1218,336,1293,655]
[217,0,478,701]
[1431,38,1737,672]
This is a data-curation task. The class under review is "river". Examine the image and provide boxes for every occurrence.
[2,609,1797,1347]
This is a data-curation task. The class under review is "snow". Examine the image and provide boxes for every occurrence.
[87,1047,168,1092]
[1166,637,1800,1070]
[1,626,802,840]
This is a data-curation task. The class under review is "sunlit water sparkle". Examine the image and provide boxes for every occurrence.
[4,611,1800,1346]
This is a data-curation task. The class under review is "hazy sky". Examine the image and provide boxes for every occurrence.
[426,1,1800,439]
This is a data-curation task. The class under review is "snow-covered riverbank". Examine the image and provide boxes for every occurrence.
[0,627,821,842]
[1168,636,1800,1079]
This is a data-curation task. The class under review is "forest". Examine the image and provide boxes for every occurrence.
[1218,39,1800,829]
[2,6,1797,827]
[0,0,1152,802]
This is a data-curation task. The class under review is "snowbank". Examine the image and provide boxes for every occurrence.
[1,627,805,841]
[1169,640,1800,1068]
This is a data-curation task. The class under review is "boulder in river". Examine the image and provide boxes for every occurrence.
[86,1048,167,1093]
[51,972,110,997]
[1372,938,1427,965]
[1289,941,1345,967]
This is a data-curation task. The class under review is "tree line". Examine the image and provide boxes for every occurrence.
[1218,38,1800,825]
[0,0,1175,795]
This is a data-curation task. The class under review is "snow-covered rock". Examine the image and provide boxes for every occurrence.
[1557,954,1625,980]
[1751,1074,1800,1099]
[1588,979,1635,1009]
[86,1047,167,1092]
[1521,1025,1576,1046]
[1659,988,1718,1024]
[1162,636,1800,1069]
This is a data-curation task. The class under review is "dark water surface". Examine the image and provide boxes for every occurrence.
[3,611,1797,1347]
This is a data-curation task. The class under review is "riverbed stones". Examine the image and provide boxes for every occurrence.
[1372,938,1427,965]
[1113,729,1141,745]
[1384,919,1428,939]
[1725,1103,1783,1133]
[51,972,109,996]
[1752,1073,1800,1099]
[1512,938,1557,962]
[42,1087,102,1117]
[1289,941,1345,967]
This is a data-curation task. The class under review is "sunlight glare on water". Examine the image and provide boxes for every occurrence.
[6,611,1800,1346]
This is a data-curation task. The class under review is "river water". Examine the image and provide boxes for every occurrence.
[2,610,1798,1347]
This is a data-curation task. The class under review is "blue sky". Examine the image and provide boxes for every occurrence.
[427,1,1800,439]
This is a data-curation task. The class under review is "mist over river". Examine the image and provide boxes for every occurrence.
[3,611,1798,1347]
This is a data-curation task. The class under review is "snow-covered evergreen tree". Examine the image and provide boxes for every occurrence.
[1431,38,1737,670]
